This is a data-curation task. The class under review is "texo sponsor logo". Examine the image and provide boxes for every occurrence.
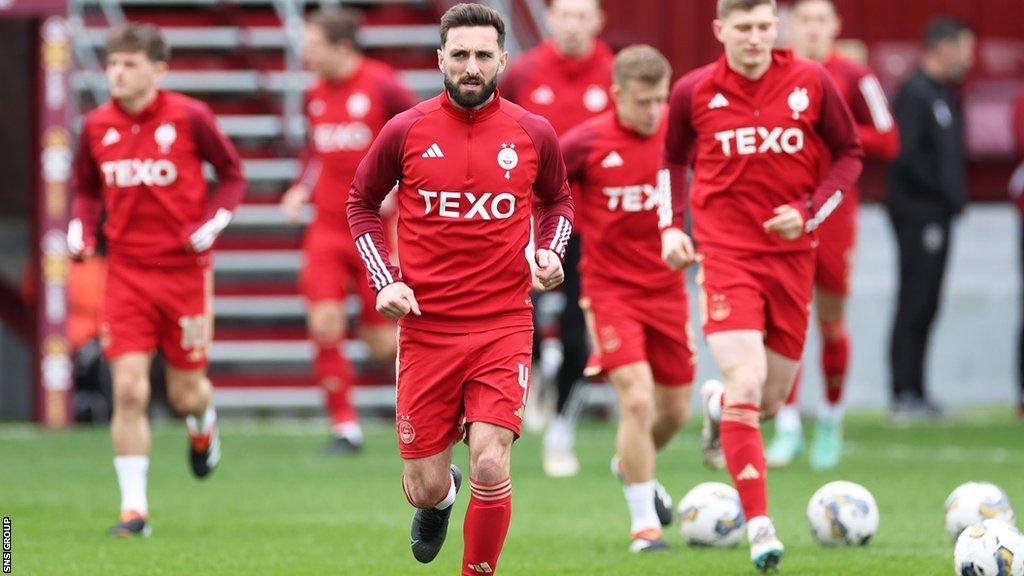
[713,127,804,156]
[100,159,178,187]
[603,184,658,212]
[417,190,517,220]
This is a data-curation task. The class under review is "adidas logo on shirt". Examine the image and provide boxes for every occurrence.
[421,143,445,158]
[101,127,121,146]
[601,151,624,168]
[709,93,730,110]
[737,463,761,481]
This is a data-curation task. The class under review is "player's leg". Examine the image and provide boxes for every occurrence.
[397,327,468,563]
[461,326,532,574]
[109,352,154,537]
[609,362,669,552]
[157,265,220,478]
[463,423,516,574]
[706,330,784,571]
[543,235,586,478]
[809,287,849,470]
[308,301,362,452]
[103,261,159,537]
[404,448,462,563]
[165,365,219,478]
[765,367,804,469]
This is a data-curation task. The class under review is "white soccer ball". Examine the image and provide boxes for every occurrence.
[946,482,1017,540]
[953,519,1024,576]
[806,480,879,546]
[676,482,745,547]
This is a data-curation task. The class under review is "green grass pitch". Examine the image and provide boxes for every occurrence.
[1,410,1021,575]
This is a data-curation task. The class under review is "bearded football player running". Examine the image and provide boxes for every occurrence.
[347,5,573,574]
[765,0,900,471]
[561,45,694,553]
[660,0,862,571]
[68,24,245,537]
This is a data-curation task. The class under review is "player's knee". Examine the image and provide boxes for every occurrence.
[621,390,655,425]
[727,372,763,405]
[113,374,149,413]
[404,476,449,509]
[166,373,208,415]
[470,444,511,485]
[659,401,691,431]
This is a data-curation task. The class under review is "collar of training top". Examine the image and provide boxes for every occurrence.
[112,89,166,121]
[439,88,503,123]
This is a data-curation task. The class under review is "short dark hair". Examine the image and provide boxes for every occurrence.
[308,9,362,47]
[717,0,776,19]
[613,45,671,86]
[790,0,836,10]
[439,3,506,49]
[548,0,602,8]
[923,16,972,51]
[105,23,170,62]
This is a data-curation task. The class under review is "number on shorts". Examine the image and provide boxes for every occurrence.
[178,314,209,351]
[518,363,529,406]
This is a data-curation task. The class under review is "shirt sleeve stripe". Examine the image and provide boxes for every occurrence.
[859,75,895,133]
[657,168,672,229]
[355,234,386,291]
[805,190,844,232]
[548,216,571,257]
[356,234,395,289]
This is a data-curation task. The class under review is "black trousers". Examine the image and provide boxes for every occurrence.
[555,235,589,414]
[887,208,953,402]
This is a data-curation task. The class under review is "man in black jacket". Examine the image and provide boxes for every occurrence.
[886,16,975,420]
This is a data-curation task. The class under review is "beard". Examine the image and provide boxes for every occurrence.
[444,73,498,108]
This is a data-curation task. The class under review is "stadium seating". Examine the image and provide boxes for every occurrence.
[70,0,444,410]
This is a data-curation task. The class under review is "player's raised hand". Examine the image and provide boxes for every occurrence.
[661,227,696,271]
[376,282,421,320]
[280,184,310,225]
[763,204,805,241]
[534,248,564,291]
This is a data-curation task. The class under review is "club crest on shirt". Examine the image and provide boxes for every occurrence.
[788,87,810,120]
[498,143,518,180]
[584,85,608,113]
[530,85,555,105]
[154,122,176,153]
[347,92,370,118]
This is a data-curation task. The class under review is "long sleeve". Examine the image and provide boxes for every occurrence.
[184,102,246,251]
[347,112,418,291]
[891,81,947,198]
[69,120,103,257]
[559,125,596,185]
[850,73,900,161]
[658,75,698,231]
[520,114,574,259]
[805,66,863,232]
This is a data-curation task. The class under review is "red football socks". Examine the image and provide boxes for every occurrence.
[820,320,849,405]
[462,477,512,576]
[316,345,357,427]
[721,403,767,519]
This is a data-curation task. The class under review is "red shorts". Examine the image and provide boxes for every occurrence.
[696,248,814,360]
[102,260,212,370]
[395,325,533,459]
[814,197,857,297]
[587,283,695,386]
[300,220,387,326]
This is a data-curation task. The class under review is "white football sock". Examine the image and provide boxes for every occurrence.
[114,456,149,514]
[435,472,457,511]
[543,415,574,451]
[775,405,802,433]
[707,388,724,423]
[818,402,845,425]
[624,481,660,534]
[333,421,364,443]
[186,405,217,436]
